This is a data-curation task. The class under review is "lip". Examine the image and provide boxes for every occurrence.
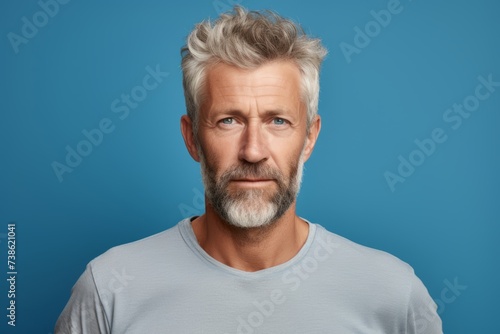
[230,179,275,186]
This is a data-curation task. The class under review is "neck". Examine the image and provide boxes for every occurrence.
[191,202,309,272]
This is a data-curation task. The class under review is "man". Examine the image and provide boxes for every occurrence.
[56,6,442,333]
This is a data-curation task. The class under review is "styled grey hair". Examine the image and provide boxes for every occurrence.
[181,6,327,133]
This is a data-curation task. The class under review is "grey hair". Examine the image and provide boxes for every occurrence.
[181,6,327,133]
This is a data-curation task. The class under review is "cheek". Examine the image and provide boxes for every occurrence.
[272,136,306,159]
[271,148,304,179]
[202,131,240,155]
[200,139,234,175]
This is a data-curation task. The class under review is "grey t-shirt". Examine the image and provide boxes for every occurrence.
[55,218,442,333]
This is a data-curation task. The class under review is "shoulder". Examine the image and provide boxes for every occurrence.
[56,219,194,331]
[92,222,182,263]
[306,223,442,332]
[314,224,413,272]
[85,219,192,292]
[311,224,417,297]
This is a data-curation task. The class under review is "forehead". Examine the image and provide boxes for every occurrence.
[202,61,303,109]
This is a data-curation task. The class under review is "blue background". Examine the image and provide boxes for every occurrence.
[1,0,499,332]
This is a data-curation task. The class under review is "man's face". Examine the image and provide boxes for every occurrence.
[184,61,319,228]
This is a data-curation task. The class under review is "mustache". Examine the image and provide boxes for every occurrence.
[220,163,284,182]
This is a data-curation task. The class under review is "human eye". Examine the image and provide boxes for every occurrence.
[272,117,288,126]
[220,117,234,125]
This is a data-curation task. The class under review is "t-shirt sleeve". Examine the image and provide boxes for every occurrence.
[406,273,443,334]
[55,264,111,334]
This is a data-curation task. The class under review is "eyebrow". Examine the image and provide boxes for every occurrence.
[212,108,292,118]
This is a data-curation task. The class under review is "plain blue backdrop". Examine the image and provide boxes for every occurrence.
[1,0,499,333]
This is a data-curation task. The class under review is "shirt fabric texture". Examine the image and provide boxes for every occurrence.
[55,217,443,333]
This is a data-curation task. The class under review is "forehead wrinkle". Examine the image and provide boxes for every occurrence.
[215,82,291,96]
[204,61,303,117]
[211,90,298,110]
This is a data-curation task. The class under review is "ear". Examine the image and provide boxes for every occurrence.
[302,115,321,162]
[180,115,201,162]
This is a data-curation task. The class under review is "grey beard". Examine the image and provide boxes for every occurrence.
[199,154,304,229]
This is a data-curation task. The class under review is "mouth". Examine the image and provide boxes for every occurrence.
[233,178,272,181]
[230,178,275,187]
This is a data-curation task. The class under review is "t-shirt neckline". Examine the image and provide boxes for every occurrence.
[178,216,317,278]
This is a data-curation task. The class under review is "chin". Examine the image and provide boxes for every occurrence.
[223,200,279,229]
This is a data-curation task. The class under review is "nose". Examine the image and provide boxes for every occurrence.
[238,122,269,164]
